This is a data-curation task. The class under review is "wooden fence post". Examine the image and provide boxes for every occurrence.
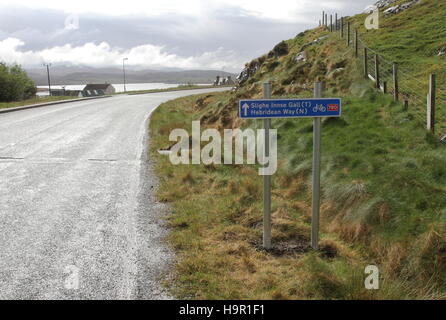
[355,29,358,57]
[364,48,368,78]
[375,54,380,89]
[393,63,399,101]
[325,14,328,27]
[383,81,387,94]
[341,17,344,38]
[335,13,338,30]
[404,100,409,111]
[322,11,325,26]
[330,15,333,32]
[427,74,436,133]
[347,22,351,46]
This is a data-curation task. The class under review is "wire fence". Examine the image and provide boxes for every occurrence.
[319,12,446,136]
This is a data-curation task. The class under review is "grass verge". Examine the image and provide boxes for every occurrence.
[149,90,445,299]
[0,96,77,110]
[120,84,232,96]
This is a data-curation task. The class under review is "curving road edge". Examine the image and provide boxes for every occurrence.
[0,88,228,300]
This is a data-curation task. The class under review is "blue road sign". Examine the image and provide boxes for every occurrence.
[239,98,341,119]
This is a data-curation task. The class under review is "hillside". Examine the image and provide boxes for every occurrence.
[219,0,446,132]
[352,0,446,85]
[25,66,237,85]
[149,0,446,299]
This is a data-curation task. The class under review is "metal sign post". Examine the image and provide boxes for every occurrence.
[311,82,322,250]
[262,82,272,250]
[239,82,340,250]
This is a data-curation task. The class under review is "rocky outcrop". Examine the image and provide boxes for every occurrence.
[236,30,334,87]
[383,0,421,16]
[301,36,328,51]
[267,41,289,59]
[292,36,327,65]
[236,40,289,85]
[236,56,266,85]
[237,35,329,86]
[236,41,289,86]
[374,0,398,8]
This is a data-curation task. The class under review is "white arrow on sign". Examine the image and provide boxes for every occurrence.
[242,103,250,116]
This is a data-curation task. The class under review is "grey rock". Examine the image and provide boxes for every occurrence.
[382,0,421,16]
[384,5,400,16]
[236,62,261,85]
[374,0,398,8]
[236,54,268,85]
[301,36,328,51]
[295,52,306,63]
[327,68,345,79]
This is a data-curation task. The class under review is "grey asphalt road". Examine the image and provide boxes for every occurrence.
[0,88,228,300]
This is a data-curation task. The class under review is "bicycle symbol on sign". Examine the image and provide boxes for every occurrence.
[313,104,326,113]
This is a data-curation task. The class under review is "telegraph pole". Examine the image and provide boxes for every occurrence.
[44,63,52,96]
[123,58,129,93]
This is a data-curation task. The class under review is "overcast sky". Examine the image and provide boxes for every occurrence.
[0,0,373,72]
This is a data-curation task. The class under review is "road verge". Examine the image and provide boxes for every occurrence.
[0,96,112,114]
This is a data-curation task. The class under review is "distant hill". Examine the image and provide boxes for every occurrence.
[26,66,238,85]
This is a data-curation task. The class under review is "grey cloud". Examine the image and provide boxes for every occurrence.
[0,1,374,70]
